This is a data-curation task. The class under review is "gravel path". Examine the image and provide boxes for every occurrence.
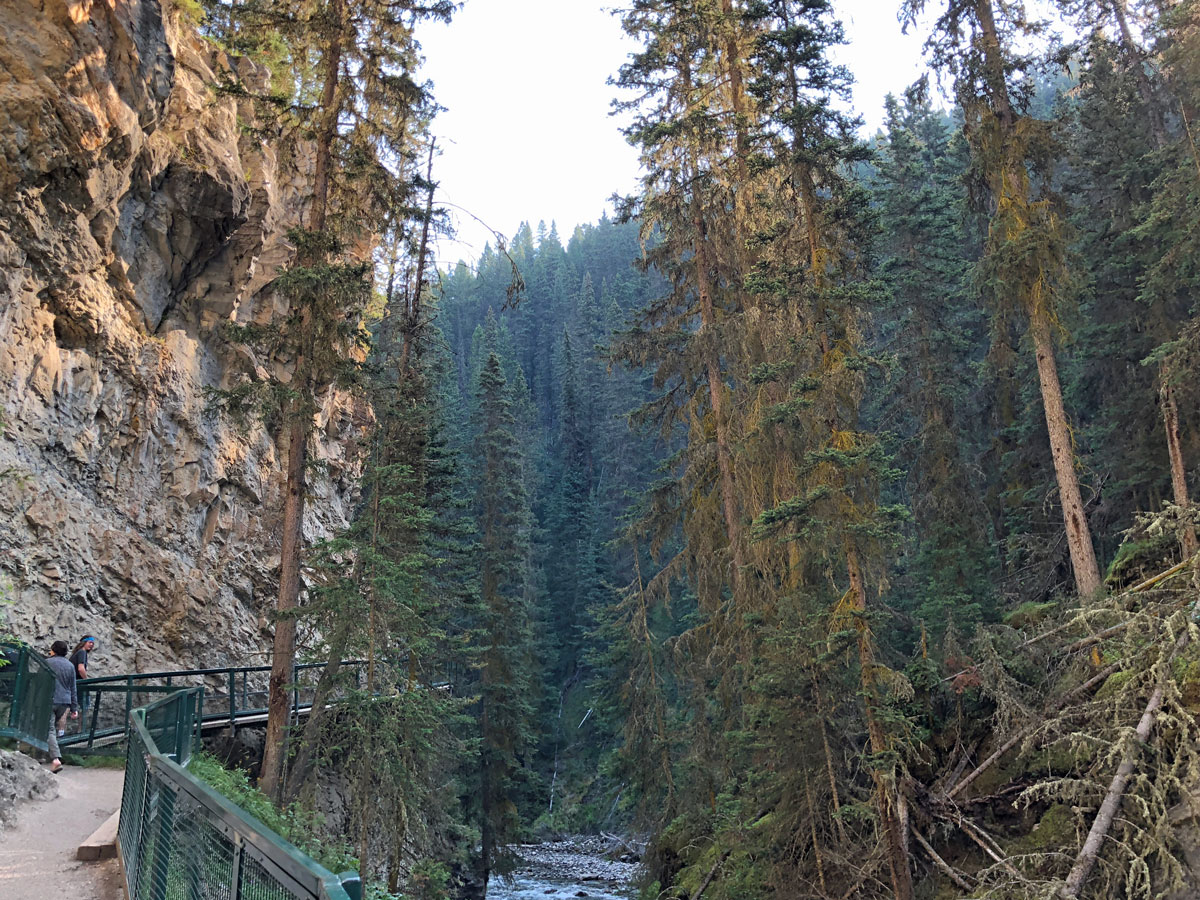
[0,762,126,900]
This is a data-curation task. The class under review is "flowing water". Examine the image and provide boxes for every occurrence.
[486,838,639,900]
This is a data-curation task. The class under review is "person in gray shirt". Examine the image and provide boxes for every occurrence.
[45,641,78,772]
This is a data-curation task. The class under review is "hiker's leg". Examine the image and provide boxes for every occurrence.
[48,711,61,760]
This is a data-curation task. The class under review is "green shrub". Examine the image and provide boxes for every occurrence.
[188,753,357,875]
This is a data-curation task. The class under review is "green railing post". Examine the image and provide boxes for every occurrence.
[87,690,102,749]
[228,668,236,726]
[192,686,205,761]
[125,675,135,733]
[230,835,245,900]
[174,695,186,761]
[10,649,25,729]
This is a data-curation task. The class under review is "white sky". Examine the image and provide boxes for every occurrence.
[418,1,931,267]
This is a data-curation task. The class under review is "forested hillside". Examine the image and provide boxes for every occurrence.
[419,2,1200,898]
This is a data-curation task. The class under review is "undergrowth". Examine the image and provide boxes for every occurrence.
[188,753,452,900]
[188,753,358,876]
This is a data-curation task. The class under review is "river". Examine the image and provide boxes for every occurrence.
[486,838,639,900]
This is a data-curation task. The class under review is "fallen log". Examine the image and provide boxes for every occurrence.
[946,664,1119,800]
[912,826,974,891]
[1059,630,1191,899]
[690,849,731,900]
[938,556,1196,687]
[951,814,1028,884]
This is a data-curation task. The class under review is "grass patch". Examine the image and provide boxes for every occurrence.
[63,753,125,768]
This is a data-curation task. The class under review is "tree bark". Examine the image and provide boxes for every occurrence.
[689,850,731,900]
[1106,4,1195,553]
[811,671,847,844]
[971,0,1102,598]
[691,191,744,589]
[1028,311,1103,596]
[912,826,973,892]
[401,140,437,375]
[947,664,1118,800]
[1161,375,1198,557]
[283,621,353,803]
[1108,0,1168,147]
[259,408,309,799]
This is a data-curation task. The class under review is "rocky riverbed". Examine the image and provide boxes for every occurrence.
[487,837,640,900]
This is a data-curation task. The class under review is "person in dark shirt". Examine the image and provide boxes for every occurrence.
[45,641,78,773]
[69,635,96,680]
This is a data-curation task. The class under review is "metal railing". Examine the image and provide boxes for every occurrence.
[63,660,370,755]
[118,687,361,900]
[0,645,55,751]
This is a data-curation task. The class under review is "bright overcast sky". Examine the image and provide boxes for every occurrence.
[418,1,930,267]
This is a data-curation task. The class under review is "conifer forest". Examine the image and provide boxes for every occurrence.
[16,0,1200,898]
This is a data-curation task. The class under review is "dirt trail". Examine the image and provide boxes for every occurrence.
[0,763,126,899]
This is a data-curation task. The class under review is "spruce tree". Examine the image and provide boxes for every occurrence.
[613,0,751,605]
[471,352,537,883]
[873,87,993,630]
[902,0,1105,597]
[198,0,457,799]
[612,3,915,895]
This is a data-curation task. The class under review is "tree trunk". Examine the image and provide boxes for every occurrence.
[401,140,437,375]
[1108,1,1194,545]
[1108,0,1168,147]
[258,4,344,799]
[848,548,914,900]
[811,670,847,844]
[1028,311,1103,596]
[283,622,353,804]
[970,0,1101,597]
[691,197,744,589]
[259,410,309,799]
[1161,373,1198,557]
[1060,632,1190,898]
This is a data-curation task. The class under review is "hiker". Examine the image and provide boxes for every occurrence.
[69,635,96,680]
[45,640,78,773]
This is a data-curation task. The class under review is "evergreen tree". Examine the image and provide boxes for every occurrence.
[872,87,994,630]
[471,353,537,883]
[200,0,456,798]
[902,0,1104,597]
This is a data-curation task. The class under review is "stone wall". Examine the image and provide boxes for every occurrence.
[0,0,366,674]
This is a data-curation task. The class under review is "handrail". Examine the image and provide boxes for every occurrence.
[63,659,373,754]
[0,646,55,751]
[81,659,369,687]
[119,687,361,900]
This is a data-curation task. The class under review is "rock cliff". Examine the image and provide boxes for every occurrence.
[0,0,366,673]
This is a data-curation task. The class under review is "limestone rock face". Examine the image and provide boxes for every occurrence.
[0,0,365,673]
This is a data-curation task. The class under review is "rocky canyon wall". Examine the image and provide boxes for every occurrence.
[0,0,366,673]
